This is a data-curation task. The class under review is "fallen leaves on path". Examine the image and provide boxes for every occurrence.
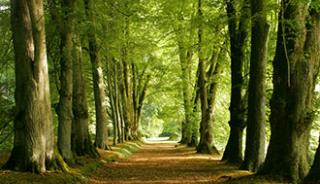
[89,141,254,184]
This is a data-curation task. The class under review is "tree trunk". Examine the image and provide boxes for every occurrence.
[118,60,130,141]
[260,1,320,182]
[71,35,99,158]
[178,41,193,145]
[307,136,320,181]
[57,0,75,164]
[106,58,118,145]
[240,0,269,172]
[305,8,320,181]
[196,0,219,155]
[135,73,150,140]
[222,0,249,164]
[121,62,132,141]
[4,0,56,172]
[84,0,109,150]
[190,64,201,147]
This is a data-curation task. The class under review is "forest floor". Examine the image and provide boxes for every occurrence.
[89,140,288,184]
[0,140,289,184]
[0,141,142,184]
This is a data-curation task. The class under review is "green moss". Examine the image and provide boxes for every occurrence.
[0,141,143,184]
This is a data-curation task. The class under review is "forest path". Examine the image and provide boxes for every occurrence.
[89,141,252,184]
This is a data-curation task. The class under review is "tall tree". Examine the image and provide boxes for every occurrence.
[4,0,56,172]
[261,0,320,181]
[71,34,99,158]
[84,0,110,150]
[301,7,320,182]
[57,0,76,164]
[222,0,250,163]
[240,0,269,172]
[196,0,220,154]
[178,42,193,145]
[174,0,196,146]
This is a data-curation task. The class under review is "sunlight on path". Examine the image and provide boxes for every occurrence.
[89,141,251,184]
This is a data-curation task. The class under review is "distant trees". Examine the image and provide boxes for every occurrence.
[103,1,151,143]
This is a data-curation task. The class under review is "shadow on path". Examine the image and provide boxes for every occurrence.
[89,141,252,184]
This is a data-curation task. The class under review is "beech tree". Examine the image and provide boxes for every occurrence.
[57,0,76,164]
[4,0,58,172]
[3,0,320,183]
[84,0,110,150]
[222,0,250,163]
[196,0,221,154]
[71,33,98,158]
[240,0,269,172]
[261,0,320,181]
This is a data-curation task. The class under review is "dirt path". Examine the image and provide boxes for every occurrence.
[89,141,252,184]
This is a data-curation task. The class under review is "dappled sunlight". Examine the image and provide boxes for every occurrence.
[89,142,255,184]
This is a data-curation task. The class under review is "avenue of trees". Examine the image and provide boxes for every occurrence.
[0,0,320,183]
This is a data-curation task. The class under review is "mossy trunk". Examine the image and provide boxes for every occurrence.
[196,0,220,154]
[305,8,320,182]
[57,0,76,164]
[240,0,269,172]
[84,0,109,150]
[4,0,56,172]
[71,35,99,158]
[261,1,320,182]
[306,136,320,182]
[177,39,193,145]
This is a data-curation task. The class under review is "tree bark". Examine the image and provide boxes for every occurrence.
[260,1,320,182]
[222,0,249,164]
[240,0,269,172]
[178,41,193,145]
[307,136,320,181]
[196,0,219,155]
[106,58,118,145]
[305,8,320,181]
[84,0,109,150]
[57,0,76,164]
[71,34,99,158]
[4,0,56,172]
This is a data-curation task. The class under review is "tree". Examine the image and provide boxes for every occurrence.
[261,0,320,181]
[57,0,76,164]
[71,33,99,158]
[171,0,197,146]
[4,0,57,172]
[301,6,320,182]
[178,40,194,145]
[196,0,220,154]
[84,0,110,150]
[222,0,250,163]
[240,0,269,172]
[103,1,152,141]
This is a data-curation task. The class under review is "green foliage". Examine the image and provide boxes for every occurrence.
[0,6,14,152]
[1,0,320,174]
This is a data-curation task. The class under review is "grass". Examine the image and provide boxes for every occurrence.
[0,141,142,184]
